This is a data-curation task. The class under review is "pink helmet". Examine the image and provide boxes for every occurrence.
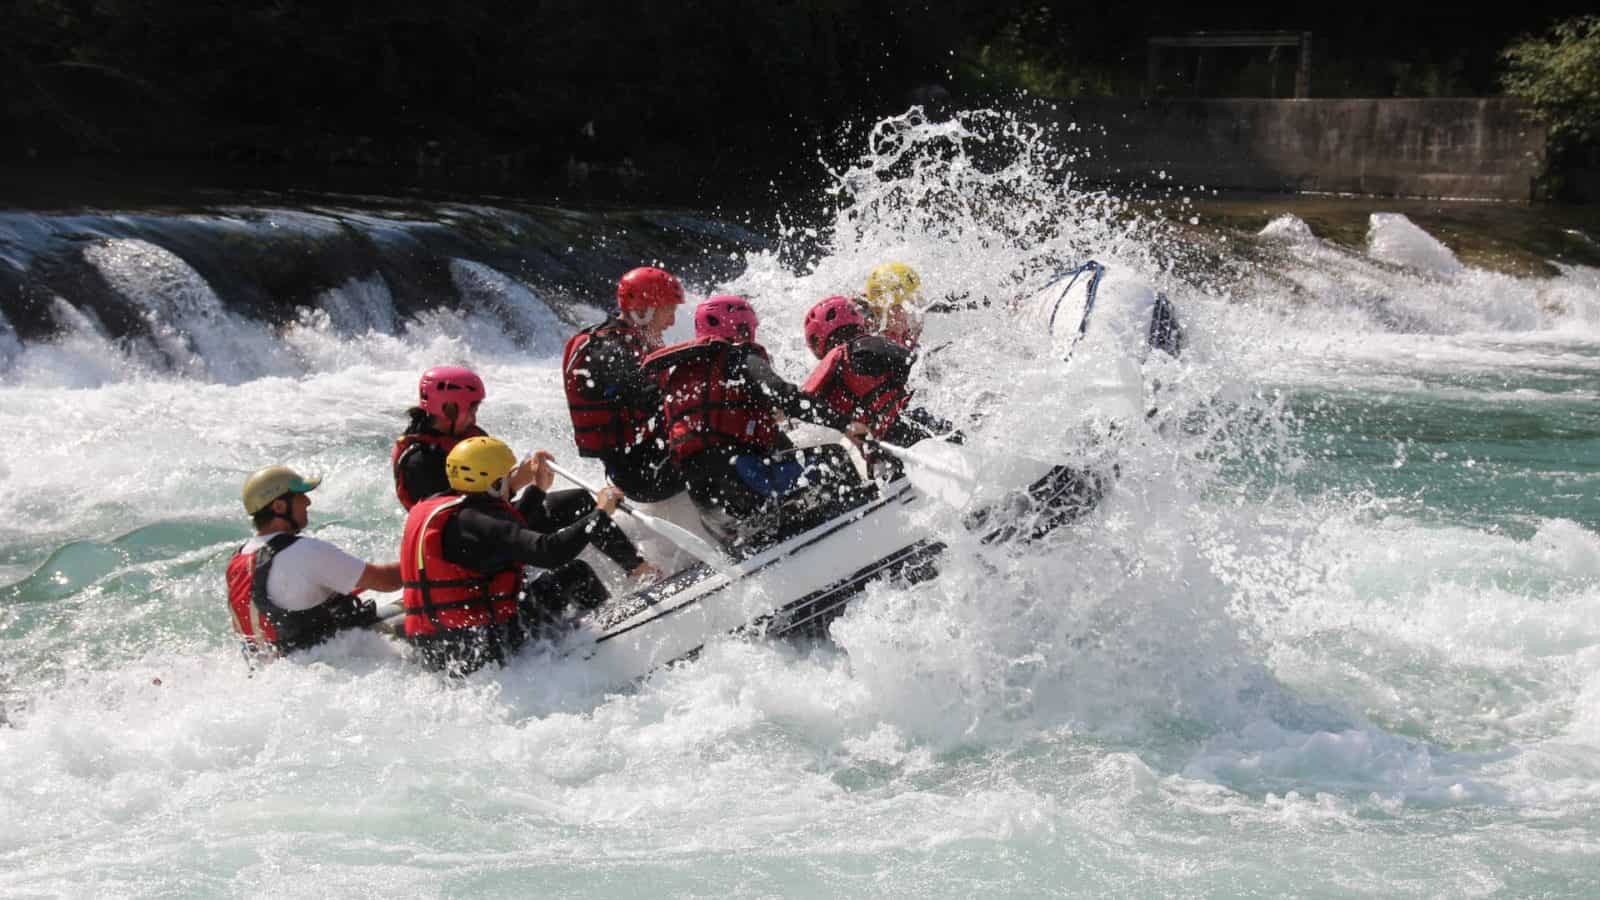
[417,365,486,417]
[694,295,759,342]
[804,295,867,358]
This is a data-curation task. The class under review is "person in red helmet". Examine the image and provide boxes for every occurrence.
[643,295,869,548]
[562,266,688,504]
[395,365,661,583]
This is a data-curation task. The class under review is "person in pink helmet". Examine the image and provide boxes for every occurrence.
[798,295,959,450]
[392,365,490,510]
[641,296,869,548]
[393,365,662,584]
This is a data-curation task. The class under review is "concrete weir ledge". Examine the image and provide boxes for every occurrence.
[1037,97,1545,202]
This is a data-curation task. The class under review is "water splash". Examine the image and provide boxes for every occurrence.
[81,238,290,383]
[4,107,1600,895]
[316,273,400,336]
[0,309,18,370]
[449,258,569,357]
[1367,212,1465,277]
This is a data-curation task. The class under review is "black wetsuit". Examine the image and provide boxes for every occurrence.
[396,415,645,575]
[410,489,625,673]
[394,416,464,506]
[673,345,870,549]
[567,319,686,502]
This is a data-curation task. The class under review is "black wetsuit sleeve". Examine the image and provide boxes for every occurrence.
[576,331,661,414]
[924,293,991,314]
[847,336,914,381]
[444,504,601,572]
[516,486,645,571]
[513,486,553,526]
[398,442,452,506]
[744,348,854,431]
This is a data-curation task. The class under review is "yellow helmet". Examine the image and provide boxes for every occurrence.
[445,436,517,494]
[864,262,922,314]
[242,465,321,515]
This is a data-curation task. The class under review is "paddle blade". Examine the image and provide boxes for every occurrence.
[891,442,978,508]
[632,510,730,570]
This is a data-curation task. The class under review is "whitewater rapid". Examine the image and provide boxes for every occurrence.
[4,110,1600,896]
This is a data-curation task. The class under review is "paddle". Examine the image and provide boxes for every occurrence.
[545,460,734,573]
[371,600,406,637]
[868,438,980,508]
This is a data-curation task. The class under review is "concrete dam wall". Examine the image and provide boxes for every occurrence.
[1039,98,1545,202]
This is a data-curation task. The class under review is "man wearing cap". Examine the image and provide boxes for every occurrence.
[225,465,403,658]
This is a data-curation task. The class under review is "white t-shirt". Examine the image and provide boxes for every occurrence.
[241,533,368,612]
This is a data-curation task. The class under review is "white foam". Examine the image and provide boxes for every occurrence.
[1366,212,1465,278]
[449,259,567,358]
[316,273,399,335]
[82,238,290,383]
[1259,214,1317,244]
[4,106,1600,895]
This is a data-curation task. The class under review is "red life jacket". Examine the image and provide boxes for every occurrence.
[562,317,656,457]
[390,425,486,510]
[225,533,358,655]
[399,494,524,639]
[643,338,780,463]
[226,538,282,652]
[800,341,911,439]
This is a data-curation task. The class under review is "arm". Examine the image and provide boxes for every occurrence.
[923,293,990,314]
[846,336,914,381]
[578,333,662,414]
[448,505,603,571]
[293,539,390,625]
[745,350,854,431]
[512,484,556,530]
[355,562,402,593]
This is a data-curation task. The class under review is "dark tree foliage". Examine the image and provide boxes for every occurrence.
[2,0,1596,192]
[5,1,961,164]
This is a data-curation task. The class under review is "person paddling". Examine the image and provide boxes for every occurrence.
[799,295,958,450]
[226,466,402,660]
[395,364,661,584]
[561,266,687,503]
[399,436,627,675]
[642,295,870,548]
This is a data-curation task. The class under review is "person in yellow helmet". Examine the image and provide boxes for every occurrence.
[863,262,926,351]
[398,436,625,674]
[225,465,402,659]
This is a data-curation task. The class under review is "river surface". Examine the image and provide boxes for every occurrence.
[3,109,1600,897]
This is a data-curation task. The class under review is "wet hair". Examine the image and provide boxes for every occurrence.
[251,496,287,528]
[405,406,434,434]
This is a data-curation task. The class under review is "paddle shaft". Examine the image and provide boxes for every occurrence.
[544,460,730,570]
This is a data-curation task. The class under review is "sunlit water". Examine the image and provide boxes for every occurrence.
[3,110,1600,897]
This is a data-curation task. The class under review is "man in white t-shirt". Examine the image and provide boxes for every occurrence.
[225,464,403,656]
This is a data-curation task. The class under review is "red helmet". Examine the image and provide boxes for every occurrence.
[617,267,685,315]
[694,295,759,342]
[417,365,485,418]
[803,295,867,359]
